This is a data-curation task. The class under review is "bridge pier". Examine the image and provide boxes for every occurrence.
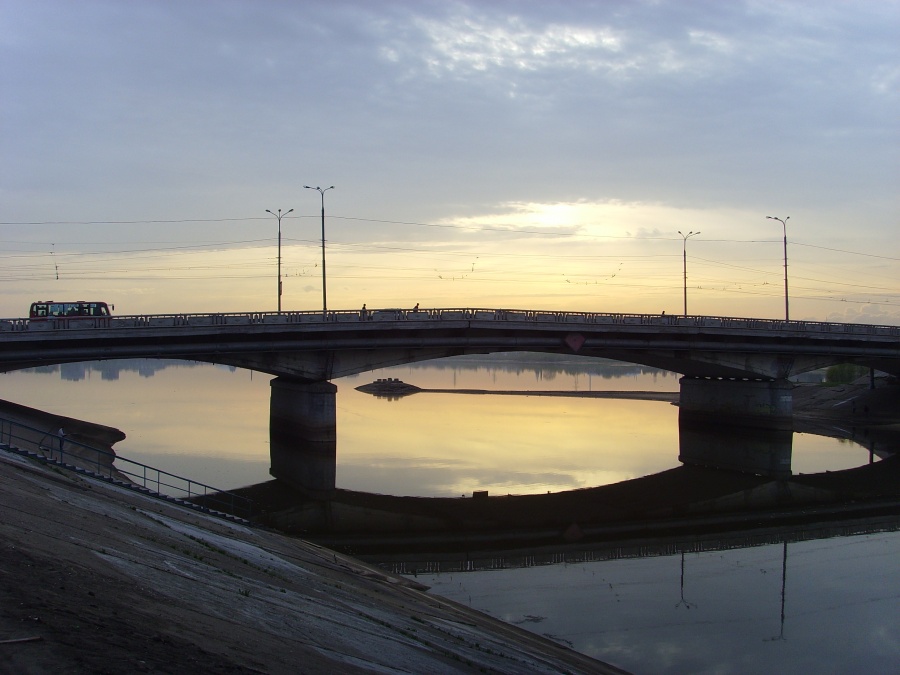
[269,378,337,497]
[678,377,793,430]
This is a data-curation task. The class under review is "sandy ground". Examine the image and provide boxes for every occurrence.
[0,449,622,674]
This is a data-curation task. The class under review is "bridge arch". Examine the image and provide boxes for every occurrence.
[2,307,898,381]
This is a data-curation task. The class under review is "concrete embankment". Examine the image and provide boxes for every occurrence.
[0,397,125,468]
[0,447,621,674]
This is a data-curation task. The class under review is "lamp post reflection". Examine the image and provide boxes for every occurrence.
[765,540,789,642]
[675,551,696,610]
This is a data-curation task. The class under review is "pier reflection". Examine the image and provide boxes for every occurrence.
[269,378,336,498]
[269,377,796,496]
[269,410,797,496]
[678,421,793,478]
[260,387,898,562]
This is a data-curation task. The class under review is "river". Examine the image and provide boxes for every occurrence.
[0,355,873,494]
[1,355,896,673]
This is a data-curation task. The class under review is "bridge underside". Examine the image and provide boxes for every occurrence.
[2,319,898,381]
[207,346,891,382]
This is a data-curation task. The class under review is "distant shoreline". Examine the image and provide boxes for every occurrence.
[423,387,677,401]
[356,379,679,402]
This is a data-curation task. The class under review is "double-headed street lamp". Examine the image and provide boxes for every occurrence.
[266,208,293,313]
[766,215,790,321]
[304,185,334,317]
[678,230,700,316]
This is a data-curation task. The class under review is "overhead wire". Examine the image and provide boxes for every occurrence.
[2,214,896,307]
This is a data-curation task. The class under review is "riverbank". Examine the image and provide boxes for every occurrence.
[0,448,618,673]
[0,397,132,485]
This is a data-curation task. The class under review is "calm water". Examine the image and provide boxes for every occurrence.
[1,357,896,672]
[0,357,872,494]
[423,528,900,674]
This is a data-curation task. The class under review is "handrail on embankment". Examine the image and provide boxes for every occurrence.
[0,417,252,521]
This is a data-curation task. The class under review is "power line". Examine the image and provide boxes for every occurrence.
[2,214,895,262]
[793,242,900,261]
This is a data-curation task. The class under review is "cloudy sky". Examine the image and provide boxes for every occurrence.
[2,0,898,322]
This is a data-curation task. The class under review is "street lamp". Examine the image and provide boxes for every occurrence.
[304,185,334,317]
[767,216,789,321]
[266,208,293,313]
[677,230,700,316]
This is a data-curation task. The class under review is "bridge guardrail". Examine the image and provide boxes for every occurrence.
[0,417,253,521]
[2,308,899,337]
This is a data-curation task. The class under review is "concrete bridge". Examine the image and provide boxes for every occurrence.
[3,307,899,379]
[3,307,898,494]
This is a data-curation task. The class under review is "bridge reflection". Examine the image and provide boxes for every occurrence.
[678,421,792,478]
[267,376,797,496]
[269,378,336,499]
[257,378,898,560]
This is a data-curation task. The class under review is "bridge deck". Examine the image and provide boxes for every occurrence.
[1,308,898,381]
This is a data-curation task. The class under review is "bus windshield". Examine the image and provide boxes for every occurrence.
[29,301,112,319]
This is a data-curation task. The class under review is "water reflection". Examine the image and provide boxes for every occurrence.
[3,358,898,674]
[1,360,274,489]
[420,522,900,675]
[679,422,793,478]
[0,357,882,498]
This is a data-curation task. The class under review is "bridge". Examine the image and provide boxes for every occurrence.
[3,307,898,494]
[4,307,899,379]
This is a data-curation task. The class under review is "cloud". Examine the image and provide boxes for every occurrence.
[0,1,896,321]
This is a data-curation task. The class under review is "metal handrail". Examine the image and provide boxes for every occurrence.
[0,417,252,520]
[2,307,898,336]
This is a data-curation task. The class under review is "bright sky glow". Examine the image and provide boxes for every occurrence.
[2,1,897,323]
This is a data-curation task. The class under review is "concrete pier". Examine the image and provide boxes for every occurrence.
[269,378,337,497]
[679,377,793,430]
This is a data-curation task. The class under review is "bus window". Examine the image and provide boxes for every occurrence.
[87,303,110,317]
[29,301,112,320]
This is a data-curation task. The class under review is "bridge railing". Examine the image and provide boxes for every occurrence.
[2,308,899,337]
[0,417,253,520]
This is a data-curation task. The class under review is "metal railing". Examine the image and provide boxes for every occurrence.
[0,417,253,521]
[1,307,899,337]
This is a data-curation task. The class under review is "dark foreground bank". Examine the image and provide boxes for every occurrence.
[0,450,621,674]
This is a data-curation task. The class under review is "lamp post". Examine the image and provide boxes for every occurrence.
[266,208,293,313]
[677,230,700,316]
[767,216,789,321]
[304,185,334,317]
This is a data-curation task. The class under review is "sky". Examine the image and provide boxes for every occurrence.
[2,0,898,323]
